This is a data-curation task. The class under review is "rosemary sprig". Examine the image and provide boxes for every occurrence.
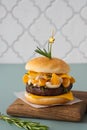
[0,113,48,130]
[35,47,52,59]
[35,31,55,59]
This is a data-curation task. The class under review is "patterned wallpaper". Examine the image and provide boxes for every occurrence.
[0,0,87,63]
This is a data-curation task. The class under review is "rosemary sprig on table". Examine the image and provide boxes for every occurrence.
[35,31,55,59]
[0,113,48,130]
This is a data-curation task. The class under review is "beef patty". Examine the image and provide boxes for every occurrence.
[26,83,73,96]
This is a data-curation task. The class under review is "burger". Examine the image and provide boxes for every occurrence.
[22,33,75,106]
[22,56,75,105]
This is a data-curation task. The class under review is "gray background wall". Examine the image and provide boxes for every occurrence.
[0,0,87,63]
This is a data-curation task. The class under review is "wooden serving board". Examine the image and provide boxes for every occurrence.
[7,91,87,122]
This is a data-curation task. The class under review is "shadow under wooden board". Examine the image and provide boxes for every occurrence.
[7,91,87,122]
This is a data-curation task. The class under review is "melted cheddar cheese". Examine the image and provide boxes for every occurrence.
[28,91,74,101]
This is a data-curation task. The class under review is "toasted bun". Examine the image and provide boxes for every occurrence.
[25,92,70,105]
[25,57,70,74]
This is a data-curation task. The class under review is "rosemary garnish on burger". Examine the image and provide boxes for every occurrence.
[35,31,55,58]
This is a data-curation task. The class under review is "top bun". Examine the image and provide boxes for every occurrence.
[25,57,70,74]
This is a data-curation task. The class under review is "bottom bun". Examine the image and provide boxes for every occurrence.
[25,91,73,105]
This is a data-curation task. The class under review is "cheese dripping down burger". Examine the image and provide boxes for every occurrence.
[23,56,75,105]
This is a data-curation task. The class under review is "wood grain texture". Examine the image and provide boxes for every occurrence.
[6,91,87,122]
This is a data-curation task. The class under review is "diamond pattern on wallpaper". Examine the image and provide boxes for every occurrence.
[52,32,72,58]
[46,0,73,29]
[1,0,18,11]
[81,6,87,20]
[0,37,7,56]
[30,14,55,45]
[79,38,87,57]
[0,0,87,63]
[13,32,37,62]
[0,14,23,45]
[0,48,23,63]
[67,0,87,12]
[34,0,54,11]
[12,0,39,28]
[62,15,87,46]
[64,48,87,63]
[0,4,7,20]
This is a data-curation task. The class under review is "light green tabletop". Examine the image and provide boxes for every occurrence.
[0,64,87,130]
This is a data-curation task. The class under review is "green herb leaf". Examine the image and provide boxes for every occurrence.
[35,31,55,58]
[0,113,48,130]
[35,47,51,59]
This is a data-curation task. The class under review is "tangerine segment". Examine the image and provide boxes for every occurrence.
[51,73,61,85]
[60,74,71,79]
[23,74,29,83]
[28,71,38,78]
[70,77,76,83]
[62,78,70,88]
[38,78,47,86]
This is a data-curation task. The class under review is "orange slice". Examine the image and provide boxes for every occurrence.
[38,78,46,86]
[60,74,71,79]
[70,77,76,83]
[51,73,61,85]
[23,74,29,83]
[62,78,70,88]
[28,71,38,78]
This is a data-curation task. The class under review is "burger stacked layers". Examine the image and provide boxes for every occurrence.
[23,57,75,105]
